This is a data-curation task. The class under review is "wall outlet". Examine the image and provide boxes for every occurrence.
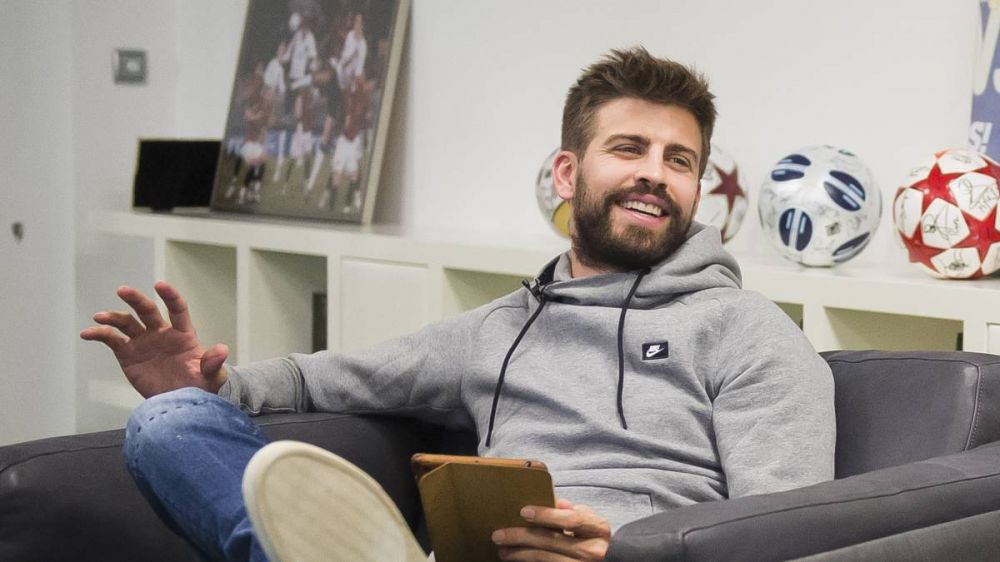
[112,49,147,84]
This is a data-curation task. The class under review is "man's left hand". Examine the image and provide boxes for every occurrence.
[492,498,611,561]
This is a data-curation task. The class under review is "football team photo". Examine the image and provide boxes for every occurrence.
[211,0,407,223]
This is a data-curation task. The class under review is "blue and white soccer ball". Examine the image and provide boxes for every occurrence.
[758,145,882,266]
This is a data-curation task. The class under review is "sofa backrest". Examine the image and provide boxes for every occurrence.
[823,350,1000,478]
[0,426,200,561]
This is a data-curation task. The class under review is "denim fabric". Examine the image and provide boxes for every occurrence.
[123,387,269,562]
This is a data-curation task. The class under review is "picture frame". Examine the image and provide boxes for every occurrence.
[211,0,409,224]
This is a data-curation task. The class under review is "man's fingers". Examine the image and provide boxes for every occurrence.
[497,545,573,562]
[117,286,166,330]
[201,344,229,377]
[521,505,611,539]
[79,326,129,351]
[565,504,607,536]
[494,528,576,559]
[153,281,194,332]
[92,311,145,339]
[200,344,230,393]
[562,512,609,539]
[494,527,609,561]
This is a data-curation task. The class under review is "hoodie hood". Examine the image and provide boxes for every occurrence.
[534,222,742,308]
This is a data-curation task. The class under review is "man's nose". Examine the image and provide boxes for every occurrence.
[634,154,668,188]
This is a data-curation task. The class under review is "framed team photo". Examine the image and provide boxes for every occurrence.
[211,0,409,224]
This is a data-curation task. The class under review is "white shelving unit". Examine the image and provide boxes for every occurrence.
[93,209,1000,372]
[94,209,564,366]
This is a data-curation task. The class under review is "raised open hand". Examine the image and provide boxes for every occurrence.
[80,281,229,398]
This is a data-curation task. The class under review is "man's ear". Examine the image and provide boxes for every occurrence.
[551,150,579,202]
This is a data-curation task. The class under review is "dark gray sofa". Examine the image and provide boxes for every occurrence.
[2,350,1000,561]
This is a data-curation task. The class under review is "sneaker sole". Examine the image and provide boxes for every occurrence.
[242,440,426,562]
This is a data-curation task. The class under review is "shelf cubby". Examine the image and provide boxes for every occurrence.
[246,250,327,362]
[775,302,804,329]
[337,258,432,352]
[810,307,963,352]
[163,241,238,359]
[442,268,526,317]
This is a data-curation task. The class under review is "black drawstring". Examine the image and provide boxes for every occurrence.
[616,268,649,430]
[486,266,647,446]
[485,282,549,448]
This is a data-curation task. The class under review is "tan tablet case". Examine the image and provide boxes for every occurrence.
[417,461,555,562]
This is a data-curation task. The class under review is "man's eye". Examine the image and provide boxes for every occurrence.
[668,156,692,168]
[615,145,642,155]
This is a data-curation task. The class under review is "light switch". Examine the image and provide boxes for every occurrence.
[112,49,147,84]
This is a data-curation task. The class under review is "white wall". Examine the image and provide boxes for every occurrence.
[0,1,76,445]
[60,0,981,433]
[392,0,978,261]
[72,0,179,432]
[96,0,980,249]
[173,0,246,136]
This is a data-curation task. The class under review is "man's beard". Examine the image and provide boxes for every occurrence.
[570,175,693,271]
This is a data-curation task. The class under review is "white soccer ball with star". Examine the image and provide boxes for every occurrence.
[757,145,881,267]
[893,148,1000,279]
[696,144,748,243]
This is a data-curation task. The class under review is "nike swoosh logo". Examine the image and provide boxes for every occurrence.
[645,345,663,358]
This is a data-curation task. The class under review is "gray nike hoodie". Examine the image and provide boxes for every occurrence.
[221,223,835,529]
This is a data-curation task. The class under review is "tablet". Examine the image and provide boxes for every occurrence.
[411,453,555,562]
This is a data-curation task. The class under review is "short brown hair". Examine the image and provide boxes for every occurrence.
[561,47,717,177]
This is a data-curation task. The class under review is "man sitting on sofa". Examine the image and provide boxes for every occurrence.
[81,47,835,562]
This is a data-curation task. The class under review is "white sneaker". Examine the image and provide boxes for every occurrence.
[242,441,427,562]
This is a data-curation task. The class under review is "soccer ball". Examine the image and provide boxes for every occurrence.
[697,145,748,243]
[535,148,571,237]
[893,148,1000,279]
[758,145,881,266]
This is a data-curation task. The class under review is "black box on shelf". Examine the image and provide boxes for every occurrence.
[133,139,221,211]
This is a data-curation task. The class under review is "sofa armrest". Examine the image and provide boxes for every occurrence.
[606,441,1000,562]
[0,412,474,562]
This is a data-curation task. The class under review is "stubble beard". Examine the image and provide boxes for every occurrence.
[570,174,693,271]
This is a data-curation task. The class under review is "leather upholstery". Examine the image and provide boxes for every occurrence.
[606,441,1000,561]
[824,350,1000,477]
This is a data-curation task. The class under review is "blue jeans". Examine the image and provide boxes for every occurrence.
[123,387,270,562]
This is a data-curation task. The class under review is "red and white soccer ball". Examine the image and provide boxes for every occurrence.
[893,148,1000,279]
[697,144,748,243]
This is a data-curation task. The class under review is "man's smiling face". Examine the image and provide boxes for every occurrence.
[556,96,704,272]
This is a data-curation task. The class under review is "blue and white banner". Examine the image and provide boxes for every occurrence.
[972,0,1000,159]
